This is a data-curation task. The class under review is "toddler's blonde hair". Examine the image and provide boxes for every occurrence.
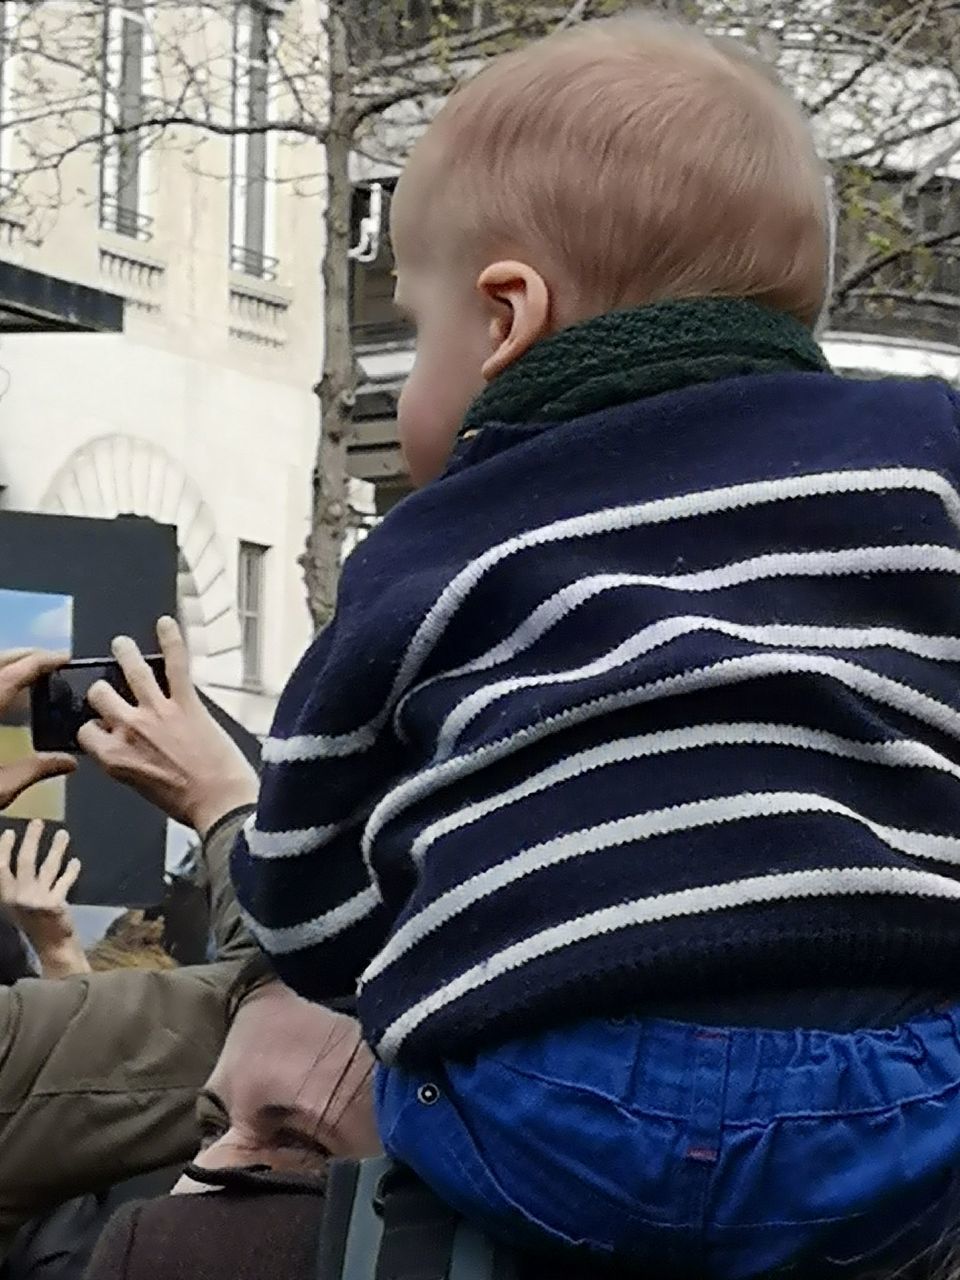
[393,14,830,328]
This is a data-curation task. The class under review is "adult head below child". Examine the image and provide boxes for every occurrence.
[84,955,380,1280]
[180,952,379,1186]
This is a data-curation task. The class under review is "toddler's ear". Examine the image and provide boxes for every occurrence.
[477,261,550,380]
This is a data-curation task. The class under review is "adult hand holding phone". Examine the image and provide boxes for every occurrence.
[0,649,76,811]
[78,616,258,836]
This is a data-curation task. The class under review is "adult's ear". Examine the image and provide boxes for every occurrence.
[477,260,550,381]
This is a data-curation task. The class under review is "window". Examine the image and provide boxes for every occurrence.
[238,542,267,689]
[231,3,277,280]
[100,1,151,239]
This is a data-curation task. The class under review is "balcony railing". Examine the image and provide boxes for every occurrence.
[230,243,280,282]
[351,317,415,348]
[100,196,153,242]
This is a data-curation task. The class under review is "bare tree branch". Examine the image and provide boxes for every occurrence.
[834,226,960,302]
[908,130,960,194]
[835,110,960,165]
[554,0,592,33]
[841,287,960,311]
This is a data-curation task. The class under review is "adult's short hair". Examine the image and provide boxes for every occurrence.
[225,950,359,1023]
[226,950,277,1022]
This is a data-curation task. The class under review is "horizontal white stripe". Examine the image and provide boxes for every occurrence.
[242,799,376,862]
[243,815,345,860]
[267,467,960,763]
[241,884,382,956]
[437,602,960,755]
[362,650,960,859]
[362,790,960,989]
[262,723,377,764]
[375,866,960,1061]
[395,573,960,738]
[409,723,960,871]
[700,620,960,661]
[393,573,642,737]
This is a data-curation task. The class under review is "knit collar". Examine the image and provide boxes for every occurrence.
[461,297,830,433]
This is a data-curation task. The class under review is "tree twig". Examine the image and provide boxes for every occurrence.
[834,225,960,301]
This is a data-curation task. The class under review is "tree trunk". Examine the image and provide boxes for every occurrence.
[301,9,355,632]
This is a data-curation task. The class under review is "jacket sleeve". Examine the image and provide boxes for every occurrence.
[0,809,255,1249]
[204,805,258,963]
[0,962,232,1247]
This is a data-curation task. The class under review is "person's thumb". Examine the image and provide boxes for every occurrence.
[0,754,76,810]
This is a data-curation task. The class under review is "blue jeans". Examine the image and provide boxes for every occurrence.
[376,1008,960,1278]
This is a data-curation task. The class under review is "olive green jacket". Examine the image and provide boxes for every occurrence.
[0,806,256,1258]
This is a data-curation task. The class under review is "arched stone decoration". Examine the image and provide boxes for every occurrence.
[39,435,242,685]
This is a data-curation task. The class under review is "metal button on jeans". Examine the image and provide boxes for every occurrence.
[417,1083,440,1106]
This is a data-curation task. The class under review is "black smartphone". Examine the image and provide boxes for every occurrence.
[30,655,169,754]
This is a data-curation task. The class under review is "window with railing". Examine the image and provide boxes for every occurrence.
[238,541,268,690]
[348,1,498,61]
[350,179,414,346]
[231,2,278,282]
[100,1,152,240]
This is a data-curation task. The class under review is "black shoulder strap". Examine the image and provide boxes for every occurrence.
[316,1158,520,1280]
[374,1163,458,1280]
[316,1159,362,1280]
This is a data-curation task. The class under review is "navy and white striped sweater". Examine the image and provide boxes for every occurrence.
[233,371,960,1065]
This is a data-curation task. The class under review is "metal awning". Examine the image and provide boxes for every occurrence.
[0,260,123,334]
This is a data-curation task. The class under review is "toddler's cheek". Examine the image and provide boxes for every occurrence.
[398,376,462,487]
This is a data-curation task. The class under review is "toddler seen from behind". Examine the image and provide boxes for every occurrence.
[235,16,960,1277]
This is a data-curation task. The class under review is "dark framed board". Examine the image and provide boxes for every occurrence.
[0,511,177,905]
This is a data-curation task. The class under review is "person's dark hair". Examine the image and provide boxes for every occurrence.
[226,951,372,1166]
[0,905,37,984]
[225,950,360,1024]
[226,950,277,1022]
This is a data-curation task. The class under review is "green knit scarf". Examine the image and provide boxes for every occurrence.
[461,297,831,432]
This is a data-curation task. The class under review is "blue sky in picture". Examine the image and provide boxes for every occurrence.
[0,589,72,654]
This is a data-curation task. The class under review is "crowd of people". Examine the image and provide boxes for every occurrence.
[0,629,380,1279]
[3,9,960,1280]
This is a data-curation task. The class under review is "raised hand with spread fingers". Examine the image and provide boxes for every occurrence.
[0,819,89,978]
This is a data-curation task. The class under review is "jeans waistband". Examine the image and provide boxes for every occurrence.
[485,1005,960,1123]
[640,1006,960,1119]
